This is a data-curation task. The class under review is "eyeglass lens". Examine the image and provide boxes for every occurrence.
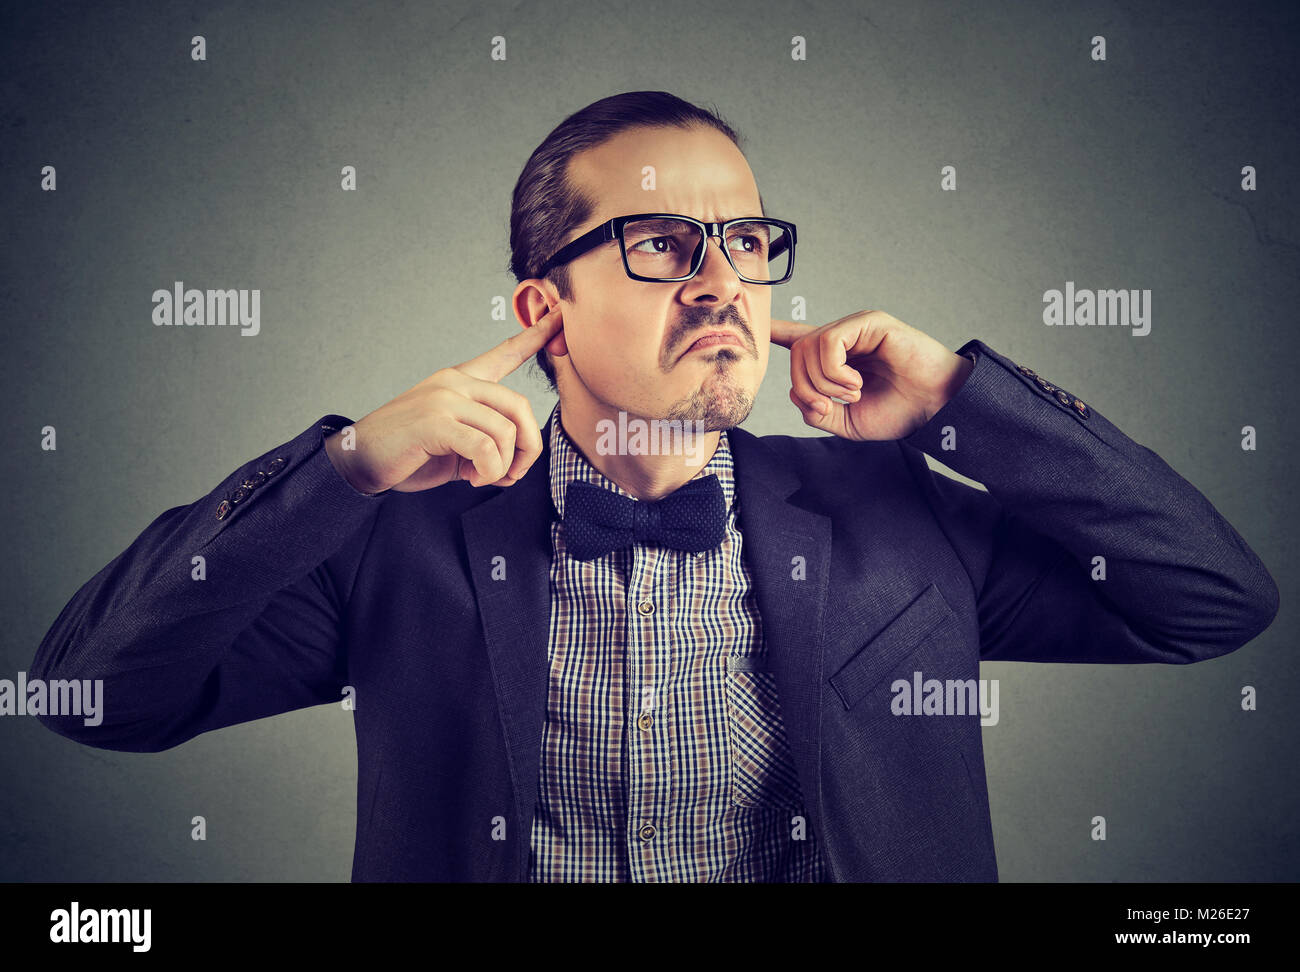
[621,218,791,282]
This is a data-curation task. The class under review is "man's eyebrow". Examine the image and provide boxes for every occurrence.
[625,217,695,234]
[626,215,770,233]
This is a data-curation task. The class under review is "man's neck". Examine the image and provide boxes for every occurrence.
[557,396,721,502]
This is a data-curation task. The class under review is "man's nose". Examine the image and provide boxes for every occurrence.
[687,234,743,299]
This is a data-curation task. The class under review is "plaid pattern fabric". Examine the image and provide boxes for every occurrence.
[527,401,828,882]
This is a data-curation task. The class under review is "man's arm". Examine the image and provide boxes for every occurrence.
[900,341,1279,663]
[29,415,385,752]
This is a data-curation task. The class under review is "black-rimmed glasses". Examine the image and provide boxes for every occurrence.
[537,213,797,284]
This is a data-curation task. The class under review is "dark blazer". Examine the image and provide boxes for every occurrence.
[31,339,1279,881]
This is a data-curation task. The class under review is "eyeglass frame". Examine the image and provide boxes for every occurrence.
[535,212,798,284]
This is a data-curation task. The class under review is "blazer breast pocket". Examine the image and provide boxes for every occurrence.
[828,583,955,711]
[724,655,804,809]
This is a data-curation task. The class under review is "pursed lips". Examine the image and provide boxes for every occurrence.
[681,329,747,357]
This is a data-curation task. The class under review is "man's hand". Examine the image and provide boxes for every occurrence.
[324,306,565,494]
[769,309,974,441]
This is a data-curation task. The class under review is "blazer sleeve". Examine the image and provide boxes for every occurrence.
[29,414,386,752]
[899,340,1279,664]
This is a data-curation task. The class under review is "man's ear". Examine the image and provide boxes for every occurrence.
[512,279,568,358]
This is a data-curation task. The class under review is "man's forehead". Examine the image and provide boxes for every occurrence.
[568,126,762,222]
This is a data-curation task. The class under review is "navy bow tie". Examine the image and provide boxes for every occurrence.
[563,475,727,562]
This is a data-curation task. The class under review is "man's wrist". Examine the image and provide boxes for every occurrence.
[922,351,977,424]
[324,428,383,496]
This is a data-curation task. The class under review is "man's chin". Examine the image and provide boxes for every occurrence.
[663,379,756,432]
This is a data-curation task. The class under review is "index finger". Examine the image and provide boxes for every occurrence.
[769,317,816,350]
[458,304,564,382]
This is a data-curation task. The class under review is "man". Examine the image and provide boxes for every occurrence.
[32,91,1279,882]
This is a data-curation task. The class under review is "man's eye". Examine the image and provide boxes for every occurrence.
[729,235,764,253]
[630,236,677,253]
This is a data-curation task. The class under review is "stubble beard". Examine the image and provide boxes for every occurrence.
[662,346,755,432]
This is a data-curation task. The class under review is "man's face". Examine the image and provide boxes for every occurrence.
[552,124,771,431]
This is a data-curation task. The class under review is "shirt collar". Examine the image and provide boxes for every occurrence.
[547,400,737,521]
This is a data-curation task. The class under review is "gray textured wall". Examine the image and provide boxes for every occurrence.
[1,0,1296,881]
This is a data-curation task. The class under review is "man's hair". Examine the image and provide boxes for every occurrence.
[508,91,746,392]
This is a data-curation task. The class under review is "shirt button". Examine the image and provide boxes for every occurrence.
[636,600,654,616]
[638,824,656,841]
[637,712,654,731]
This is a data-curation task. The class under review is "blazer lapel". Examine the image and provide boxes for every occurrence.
[728,426,832,851]
[461,410,558,879]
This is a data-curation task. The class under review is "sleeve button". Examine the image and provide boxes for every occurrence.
[1053,390,1074,406]
[265,458,286,476]
[1072,399,1090,418]
[215,500,231,520]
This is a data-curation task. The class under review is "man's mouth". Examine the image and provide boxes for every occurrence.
[684,330,746,355]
